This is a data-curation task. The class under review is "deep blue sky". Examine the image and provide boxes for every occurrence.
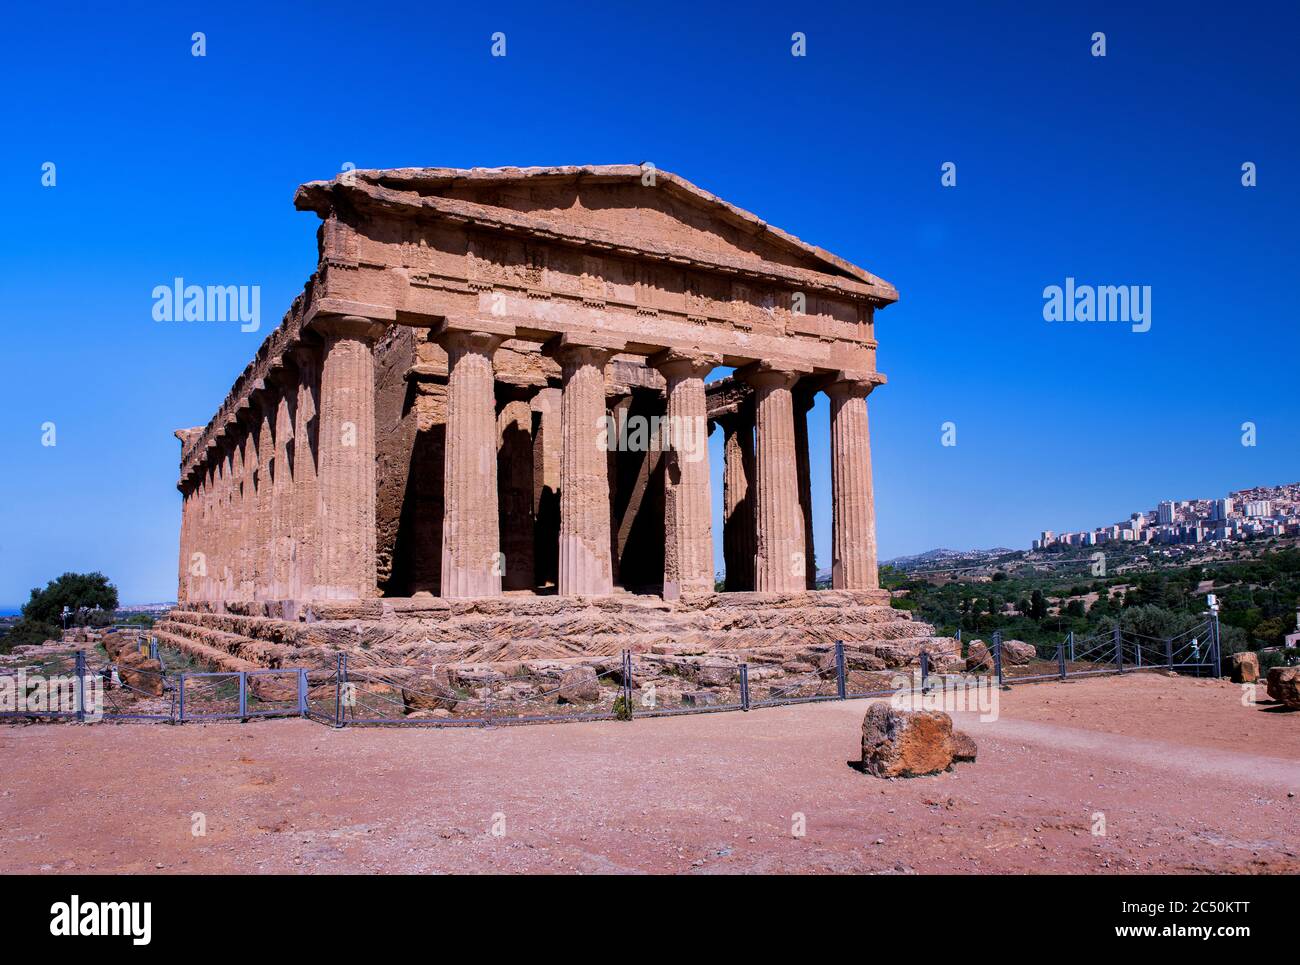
[2,1,1296,606]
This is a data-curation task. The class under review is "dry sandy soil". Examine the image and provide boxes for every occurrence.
[1,673,1296,874]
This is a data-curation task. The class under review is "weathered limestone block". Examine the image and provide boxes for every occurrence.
[1265,666,1300,709]
[116,649,165,697]
[966,640,992,671]
[557,666,600,703]
[860,704,959,778]
[1000,639,1036,665]
[1231,651,1260,684]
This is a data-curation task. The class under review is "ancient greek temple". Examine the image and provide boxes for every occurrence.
[173,166,894,612]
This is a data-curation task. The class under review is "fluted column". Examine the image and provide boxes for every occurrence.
[652,349,720,599]
[794,386,818,589]
[314,315,385,600]
[199,466,215,601]
[437,328,506,599]
[740,363,806,593]
[553,337,619,596]
[498,394,536,592]
[827,376,881,590]
[251,388,277,601]
[219,442,237,600]
[176,477,191,604]
[718,408,756,592]
[268,369,296,601]
[233,426,256,600]
[289,344,321,600]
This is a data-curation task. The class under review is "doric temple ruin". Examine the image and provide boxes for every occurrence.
[160,166,959,706]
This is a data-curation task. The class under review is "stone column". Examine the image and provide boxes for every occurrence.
[268,368,297,601]
[827,376,881,590]
[314,315,385,600]
[251,388,277,601]
[793,386,817,590]
[652,349,720,599]
[288,344,321,600]
[498,392,536,592]
[175,474,190,604]
[531,387,561,590]
[436,328,506,599]
[199,467,214,601]
[229,432,249,600]
[739,363,807,594]
[551,336,620,596]
[717,408,756,592]
[224,439,239,599]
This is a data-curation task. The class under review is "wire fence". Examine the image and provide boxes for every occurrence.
[1,619,1226,728]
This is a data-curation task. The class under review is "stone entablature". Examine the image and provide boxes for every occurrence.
[174,165,894,605]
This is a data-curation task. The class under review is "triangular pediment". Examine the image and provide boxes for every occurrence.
[296,165,894,299]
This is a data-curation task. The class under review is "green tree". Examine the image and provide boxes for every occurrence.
[1029,589,1048,621]
[2,572,118,651]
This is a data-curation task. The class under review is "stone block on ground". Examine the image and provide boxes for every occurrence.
[115,649,164,697]
[1265,666,1299,709]
[557,666,600,703]
[965,640,992,671]
[859,703,962,778]
[999,640,1036,665]
[1231,651,1260,684]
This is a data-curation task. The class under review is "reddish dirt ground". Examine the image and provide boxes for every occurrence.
[1,673,1296,874]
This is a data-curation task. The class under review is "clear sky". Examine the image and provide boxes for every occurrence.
[2,1,1297,606]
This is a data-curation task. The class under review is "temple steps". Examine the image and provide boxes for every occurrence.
[160,591,952,675]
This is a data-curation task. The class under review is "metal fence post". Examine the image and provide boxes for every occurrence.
[993,631,1004,687]
[1212,612,1223,678]
[150,637,159,661]
[1057,637,1067,680]
[955,628,962,645]
[1114,626,1124,674]
[740,664,750,711]
[333,653,343,728]
[1069,630,1076,662]
[920,649,930,694]
[178,672,186,723]
[297,668,308,717]
[621,649,633,719]
[835,640,846,700]
[75,649,86,723]
[1165,637,1173,671]
[238,671,248,721]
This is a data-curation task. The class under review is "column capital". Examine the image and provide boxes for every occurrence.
[288,340,322,368]
[737,360,812,392]
[649,348,722,381]
[310,313,388,343]
[266,361,297,391]
[433,315,514,361]
[825,370,887,400]
[543,331,625,367]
